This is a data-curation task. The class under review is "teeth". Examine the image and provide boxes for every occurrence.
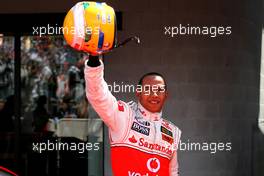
[150,100,159,104]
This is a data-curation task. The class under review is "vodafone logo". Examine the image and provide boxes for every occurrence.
[146,158,160,173]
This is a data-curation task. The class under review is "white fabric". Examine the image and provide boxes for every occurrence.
[84,60,181,175]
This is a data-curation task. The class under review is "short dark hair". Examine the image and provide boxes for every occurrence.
[138,72,167,89]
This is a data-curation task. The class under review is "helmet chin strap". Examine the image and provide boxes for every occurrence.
[90,36,141,56]
[115,36,140,48]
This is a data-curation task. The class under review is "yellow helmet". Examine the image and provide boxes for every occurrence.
[63,1,116,55]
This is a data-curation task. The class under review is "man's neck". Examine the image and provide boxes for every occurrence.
[137,102,162,121]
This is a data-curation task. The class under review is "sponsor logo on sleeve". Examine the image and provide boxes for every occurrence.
[118,101,124,112]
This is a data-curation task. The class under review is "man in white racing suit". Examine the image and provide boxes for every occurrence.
[84,56,181,176]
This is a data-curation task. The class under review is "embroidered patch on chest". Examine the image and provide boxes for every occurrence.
[131,122,150,136]
[160,126,173,137]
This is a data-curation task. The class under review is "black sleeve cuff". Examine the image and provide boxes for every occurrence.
[87,55,101,67]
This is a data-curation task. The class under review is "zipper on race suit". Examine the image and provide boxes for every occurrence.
[153,121,160,157]
[152,121,159,176]
[153,121,157,146]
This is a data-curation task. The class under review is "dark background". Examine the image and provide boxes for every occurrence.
[0,0,263,176]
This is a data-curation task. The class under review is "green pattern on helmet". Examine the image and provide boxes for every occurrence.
[83,2,89,9]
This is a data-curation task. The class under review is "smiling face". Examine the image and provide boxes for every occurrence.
[136,75,168,113]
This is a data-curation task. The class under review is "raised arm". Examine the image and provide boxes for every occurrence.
[84,56,130,135]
